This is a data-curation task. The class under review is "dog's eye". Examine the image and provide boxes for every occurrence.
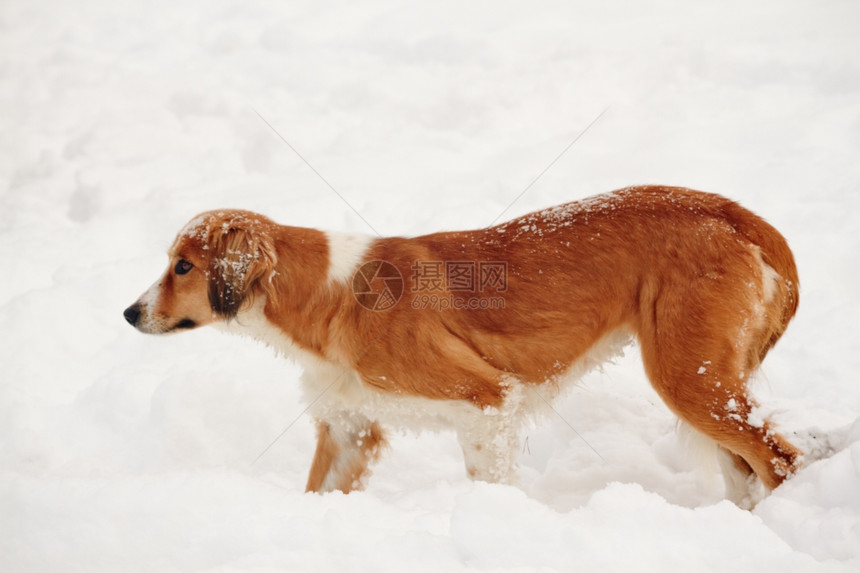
[175,259,194,275]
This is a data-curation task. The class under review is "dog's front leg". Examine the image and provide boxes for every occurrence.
[454,402,522,485]
[305,415,387,493]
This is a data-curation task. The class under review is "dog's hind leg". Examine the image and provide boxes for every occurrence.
[305,415,387,493]
[637,265,802,495]
[716,446,765,509]
[640,336,800,493]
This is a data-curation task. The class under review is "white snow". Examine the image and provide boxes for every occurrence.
[2,0,860,571]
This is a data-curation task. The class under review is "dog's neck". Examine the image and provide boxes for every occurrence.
[250,225,373,366]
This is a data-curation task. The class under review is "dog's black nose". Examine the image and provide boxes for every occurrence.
[124,304,141,326]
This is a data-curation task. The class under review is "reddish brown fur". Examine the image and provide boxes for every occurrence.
[128,186,803,495]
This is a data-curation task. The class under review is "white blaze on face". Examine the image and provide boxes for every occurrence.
[139,274,163,309]
[133,270,168,332]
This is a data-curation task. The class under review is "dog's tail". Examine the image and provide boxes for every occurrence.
[721,199,800,360]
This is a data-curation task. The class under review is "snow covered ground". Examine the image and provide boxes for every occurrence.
[2,0,860,571]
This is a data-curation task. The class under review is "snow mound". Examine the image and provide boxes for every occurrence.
[453,482,852,572]
[756,420,860,563]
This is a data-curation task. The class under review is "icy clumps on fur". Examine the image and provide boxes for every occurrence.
[177,213,215,244]
[175,210,271,248]
[494,189,629,239]
[212,249,259,305]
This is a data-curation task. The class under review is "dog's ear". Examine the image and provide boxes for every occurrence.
[206,217,278,318]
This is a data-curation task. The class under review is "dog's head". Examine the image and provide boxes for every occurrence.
[124,210,279,334]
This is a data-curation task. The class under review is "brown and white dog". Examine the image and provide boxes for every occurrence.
[124,186,802,504]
